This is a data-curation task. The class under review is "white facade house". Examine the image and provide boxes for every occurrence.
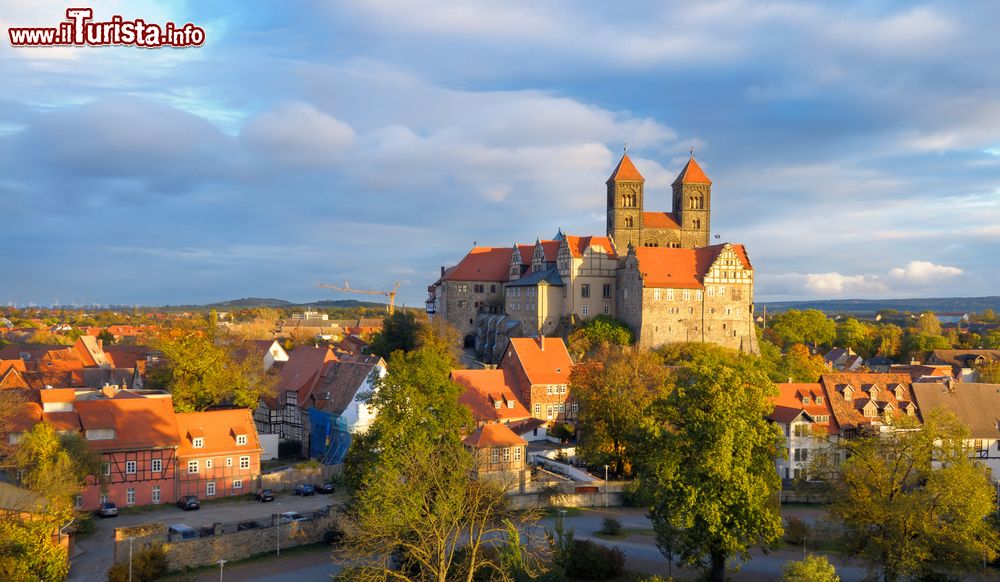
[911,382,1000,483]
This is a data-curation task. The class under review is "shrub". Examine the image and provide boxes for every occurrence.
[599,517,623,536]
[564,539,625,580]
[107,545,168,582]
[621,478,655,508]
[782,554,839,582]
[784,516,809,545]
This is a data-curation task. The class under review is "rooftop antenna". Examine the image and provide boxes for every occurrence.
[690,146,695,158]
[623,142,628,153]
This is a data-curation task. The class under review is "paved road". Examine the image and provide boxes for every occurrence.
[68,491,342,581]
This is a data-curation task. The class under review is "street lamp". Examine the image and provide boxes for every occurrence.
[604,465,609,508]
[217,558,227,581]
[128,537,134,582]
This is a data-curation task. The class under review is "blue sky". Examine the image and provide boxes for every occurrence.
[2,1,999,307]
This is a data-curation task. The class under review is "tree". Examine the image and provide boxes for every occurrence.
[570,346,670,478]
[340,343,538,582]
[0,509,72,581]
[782,555,839,582]
[915,312,942,336]
[901,333,949,361]
[977,361,1000,383]
[367,311,422,359]
[12,422,101,505]
[96,329,116,345]
[781,344,827,383]
[835,318,875,357]
[107,545,168,582]
[983,330,1000,349]
[146,329,277,412]
[566,315,634,360]
[821,411,998,581]
[769,310,835,350]
[648,344,783,582]
[874,324,903,358]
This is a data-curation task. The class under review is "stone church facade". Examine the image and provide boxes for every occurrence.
[427,151,758,360]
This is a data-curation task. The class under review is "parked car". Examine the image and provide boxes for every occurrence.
[279,511,308,523]
[96,502,118,518]
[176,495,200,510]
[293,484,315,496]
[168,524,199,540]
[314,482,335,494]
[254,489,275,502]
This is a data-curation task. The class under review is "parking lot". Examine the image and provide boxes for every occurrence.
[68,490,345,581]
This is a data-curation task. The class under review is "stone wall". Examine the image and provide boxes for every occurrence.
[259,464,341,491]
[115,514,339,571]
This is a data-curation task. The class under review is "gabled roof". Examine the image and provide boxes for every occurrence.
[632,243,752,289]
[820,372,916,431]
[452,368,531,423]
[671,156,712,186]
[39,388,75,403]
[441,247,512,282]
[0,482,50,514]
[606,152,645,183]
[770,383,838,435]
[312,356,385,416]
[274,346,337,406]
[563,235,617,259]
[505,266,563,288]
[516,241,560,265]
[175,408,262,458]
[75,336,110,367]
[642,212,681,230]
[911,383,1000,438]
[504,337,573,386]
[75,397,179,451]
[463,422,527,448]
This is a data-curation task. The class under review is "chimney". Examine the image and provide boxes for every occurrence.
[787,377,793,384]
[441,266,446,276]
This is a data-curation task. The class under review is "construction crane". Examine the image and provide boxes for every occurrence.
[318,281,401,316]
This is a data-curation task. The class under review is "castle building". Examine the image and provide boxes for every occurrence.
[428,151,758,359]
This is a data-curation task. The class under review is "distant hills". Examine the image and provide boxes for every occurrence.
[167,297,389,310]
[760,296,1000,315]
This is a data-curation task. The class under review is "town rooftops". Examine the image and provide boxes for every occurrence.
[441,247,512,282]
[274,346,337,406]
[671,155,712,186]
[563,235,617,259]
[929,349,1000,368]
[516,241,560,265]
[606,152,644,183]
[175,409,261,457]
[911,383,1000,439]
[505,337,573,386]
[633,243,752,289]
[463,422,527,448]
[75,397,179,451]
[452,368,531,423]
[819,372,917,431]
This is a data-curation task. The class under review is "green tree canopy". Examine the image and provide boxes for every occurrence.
[12,422,100,505]
[782,555,839,582]
[900,332,949,361]
[821,411,999,581]
[0,509,71,582]
[570,346,670,478]
[648,344,783,582]
[147,329,277,412]
[983,329,1000,349]
[566,315,634,360]
[835,318,876,357]
[977,361,1000,383]
[367,310,422,359]
[874,324,903,359]
[768,309,835,350]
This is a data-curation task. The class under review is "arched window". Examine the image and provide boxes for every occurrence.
[693,218,701,229]
[625,216,634,227]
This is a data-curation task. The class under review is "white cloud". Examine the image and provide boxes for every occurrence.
[804,272,887,294]
[887,261,962,283]
[240,102,357,167]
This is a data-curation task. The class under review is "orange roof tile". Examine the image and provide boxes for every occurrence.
[671,156,712,186]
[0,360,26,375]
[442,247,512,282]
[452,369,531,423]
[563,235,617,259]
[6,402,42,433]
[75,397,179,451]
[771,383,839,435]
[175,409,262,458]
[819,372,917,431]
[463,422,527,448]
[506,337,573,386]
[606,153,645,183]
[642,212,681,230]
[633,243,751,289]
[274,346,337,406]
[39,388,76,403]
[43,411,81,432]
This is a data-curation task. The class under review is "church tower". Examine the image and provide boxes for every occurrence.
[606,151,644,249]
[672,154,712,248]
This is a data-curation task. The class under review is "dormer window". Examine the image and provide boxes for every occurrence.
[841,384,854,401]
[802,397,811,405]
[815,396,824,404]
[506,400,514,409]
[894,387,905,400]
[193,437,204,448]
[494,400,502,409]
[236,434,248,446]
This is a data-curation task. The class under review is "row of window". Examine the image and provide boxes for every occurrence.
[192,435,247,448]
[489,446,523,464]
[579,284,613,299]
[544,385,568,395]
[187,456,251,474]
[507,288,536,298]
[456,283,498,294]
[533,402,579,417]
[579,305,610,316]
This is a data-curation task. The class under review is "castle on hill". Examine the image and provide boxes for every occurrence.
[426,150,758,361]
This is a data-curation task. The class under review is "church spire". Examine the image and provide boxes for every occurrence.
[606,151,645,184]
[671,155,711,187]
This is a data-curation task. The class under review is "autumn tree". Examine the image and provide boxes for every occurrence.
[566,315,634,360]
[983,329,1000,349]
[821,411,998,581]
[147,329,277,412]
[768,309,835,350]
[977,361,1000,383]
[782,555,839,582]
[12,422,101,504]
[874,324,903,358]
[648,344,783,582]
[915,312,942,336]
[0,509,72,581]
[570,346,670,478]
[900,333,949,361]
[341,342,538,582]
[780,343,827,383]
[834,318,875,357]
[367,310,421,359]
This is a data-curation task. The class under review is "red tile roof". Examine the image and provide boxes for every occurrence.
[7,401,42,433]
[0,360,26,375]
[633,243,751,289]
[452,369,531,423]
[74,397,179,451]
[642,212,681,229]
[606,153,645,183]
[175,409,262,458]
[506,337,573,386]
[442,247,512,282]
[274,347,337,407]
[516,241,561,265]
[671,156,712,186]
[43,411,81,432]
[39,388,75,403]
[463,422,527,448]
[819,373,917,431]
[563,235,617,259]
[770,383,839,435]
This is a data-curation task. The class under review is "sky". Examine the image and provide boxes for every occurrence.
[2,1,999,307]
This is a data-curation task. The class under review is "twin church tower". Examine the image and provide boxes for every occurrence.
[606,150,712,250]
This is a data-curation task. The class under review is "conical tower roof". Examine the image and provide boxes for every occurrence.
[671,156,712,186]
[606,153,645,184]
